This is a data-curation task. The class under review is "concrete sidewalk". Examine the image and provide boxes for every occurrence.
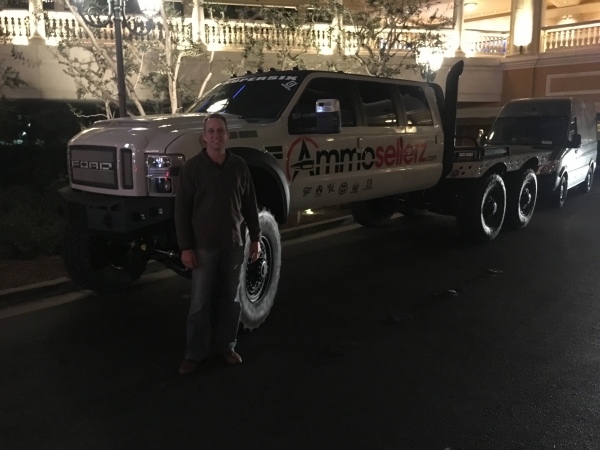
[0,215,355,309]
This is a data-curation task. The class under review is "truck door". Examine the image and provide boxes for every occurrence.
[396,84,444,191]
[286,77,363,211]
[354,80,406,201]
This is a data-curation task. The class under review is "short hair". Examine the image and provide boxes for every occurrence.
[203,113,228,130]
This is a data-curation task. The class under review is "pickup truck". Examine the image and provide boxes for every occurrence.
[59,61,573,328]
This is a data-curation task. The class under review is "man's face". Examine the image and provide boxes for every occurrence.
[203,118,228,151]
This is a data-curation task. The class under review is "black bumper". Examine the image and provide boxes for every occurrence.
[59,187,174,234]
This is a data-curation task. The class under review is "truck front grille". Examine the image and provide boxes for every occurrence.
[70,145,118,189]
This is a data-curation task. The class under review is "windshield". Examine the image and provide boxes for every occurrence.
[186,74,306,123]
[487,116,569,146]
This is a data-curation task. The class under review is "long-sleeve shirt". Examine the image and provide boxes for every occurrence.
[175,149,261,250]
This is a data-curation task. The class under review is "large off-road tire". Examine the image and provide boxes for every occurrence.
[351,197,396,227]
[238,210,281,330]
[579,165,594,194]
[456,173,506,242]
[551,174,568,208]
[505,168,537,230]
[63,225,147,293]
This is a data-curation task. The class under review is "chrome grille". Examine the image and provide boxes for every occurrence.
[70,145,118,189]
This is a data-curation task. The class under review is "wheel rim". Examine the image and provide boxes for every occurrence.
[482,184,504,230]
[519,179,536,218]
[245,235,272,303]
[587,170,592,189]
[560,178,567,201]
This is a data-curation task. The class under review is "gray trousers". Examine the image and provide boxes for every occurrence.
[185,246,245,361]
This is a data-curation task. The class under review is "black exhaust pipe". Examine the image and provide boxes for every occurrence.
[440,60,465,180]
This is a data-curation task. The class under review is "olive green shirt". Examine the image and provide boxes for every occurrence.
[175,149,261,250]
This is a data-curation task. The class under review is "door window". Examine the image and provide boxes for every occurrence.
[289,77,356,134]
[397,85,433,126]
[356,81,398,127]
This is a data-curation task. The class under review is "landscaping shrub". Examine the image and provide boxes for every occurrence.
[0,179,68,259]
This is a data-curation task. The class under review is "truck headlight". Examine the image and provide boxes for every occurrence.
[147,156,173,168]
[146,154,185,195]
[539,161,558,174]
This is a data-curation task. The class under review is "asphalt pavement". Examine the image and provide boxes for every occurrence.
[2,188,600,449]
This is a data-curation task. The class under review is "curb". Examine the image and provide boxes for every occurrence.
[0,214,355,307]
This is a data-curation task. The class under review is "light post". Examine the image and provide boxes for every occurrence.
[73,0,161,117]
[415,47,445,83]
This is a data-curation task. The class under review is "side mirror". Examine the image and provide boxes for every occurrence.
[569,133,582,148]
[315,99,341,134]
[476,129,487,147]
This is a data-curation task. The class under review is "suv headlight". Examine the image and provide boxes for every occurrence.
[146,154,185,195]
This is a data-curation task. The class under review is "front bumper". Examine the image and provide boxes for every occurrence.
[59,186,174,234]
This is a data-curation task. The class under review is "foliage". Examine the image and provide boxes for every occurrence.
[0,181,67,259]
[135,1,208,113]
[324,0,450,78]
[0,47,28,89]
[257,1,331,71]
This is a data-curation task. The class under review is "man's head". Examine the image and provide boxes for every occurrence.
[202,113,228,152]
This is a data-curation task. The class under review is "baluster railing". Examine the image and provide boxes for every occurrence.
[543,21,600,51]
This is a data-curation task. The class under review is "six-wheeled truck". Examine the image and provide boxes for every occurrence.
[59,60,596,328]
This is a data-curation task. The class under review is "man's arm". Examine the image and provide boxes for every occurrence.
[174,162,196,256]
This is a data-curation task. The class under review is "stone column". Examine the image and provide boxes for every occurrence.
[531,0,546,54]
[191,0,205,43]
[28,0,46,44]
[454,0,466,57]
[508,0,545,55]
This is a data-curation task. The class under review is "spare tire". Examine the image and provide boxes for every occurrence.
[238,209,282,330]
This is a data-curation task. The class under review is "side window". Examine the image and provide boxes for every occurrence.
[397,85,433,126]
[289,77,356,134]
[356,81,397,127]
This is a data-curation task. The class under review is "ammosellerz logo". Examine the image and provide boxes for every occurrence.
[285,137,432,183]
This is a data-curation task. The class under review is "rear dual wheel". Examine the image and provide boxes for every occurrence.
[456,173,506,242]
[505,169,537,229]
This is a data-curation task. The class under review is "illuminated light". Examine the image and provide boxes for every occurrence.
[464,2,477,13]
[513,0,533,47]
[415,47,445,73]
[207,99,228,113]
[138,0,161,18]
[303,209,315,215]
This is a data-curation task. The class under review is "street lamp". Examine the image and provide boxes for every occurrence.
[415,46,445,83]
[73,0,161,117]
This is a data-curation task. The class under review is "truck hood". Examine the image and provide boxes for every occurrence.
[68,113,251,151]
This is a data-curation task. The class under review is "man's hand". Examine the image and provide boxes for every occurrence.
[249,241,261,263]
[181,249,198,270]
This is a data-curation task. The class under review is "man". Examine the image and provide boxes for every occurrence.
[175,113,261,376]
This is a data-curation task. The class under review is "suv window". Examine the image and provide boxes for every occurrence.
[289,77,356,134]
[356,81,397,127]
[397,85,433,126]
